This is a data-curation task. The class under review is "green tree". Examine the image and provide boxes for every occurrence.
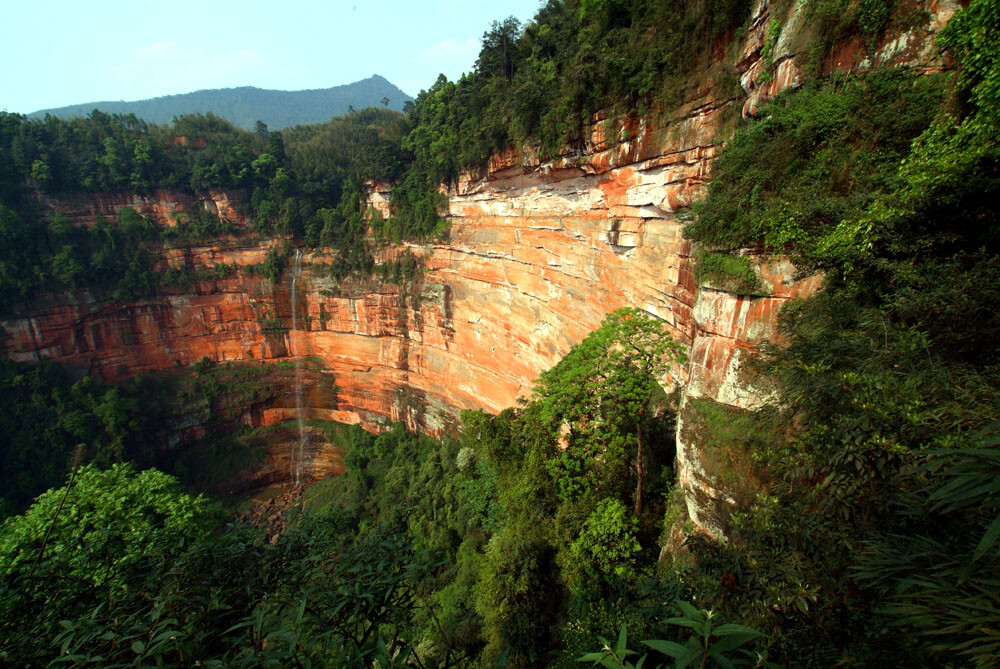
[0,464,219,663]
[50,244,84,286]
[571,498,641,578]
[130,138,153,190]
[534,307,685,516]
[30,158,51,191]
[477,17,523,81]
[475,524,560,665]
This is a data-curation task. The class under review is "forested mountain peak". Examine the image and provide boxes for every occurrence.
[27,75,413,130]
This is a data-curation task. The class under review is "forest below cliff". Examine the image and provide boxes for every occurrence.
[2,0,1000,666]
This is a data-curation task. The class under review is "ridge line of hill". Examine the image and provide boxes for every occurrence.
[28,74,413,130]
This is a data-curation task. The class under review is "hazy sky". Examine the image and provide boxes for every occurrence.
[1,0,543,114]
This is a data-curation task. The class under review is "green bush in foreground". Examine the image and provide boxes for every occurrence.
[0,463,428,666]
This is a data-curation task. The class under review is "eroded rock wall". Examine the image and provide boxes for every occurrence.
[0,248,465,435]
[0,0,956,525]
[37,188,249,228]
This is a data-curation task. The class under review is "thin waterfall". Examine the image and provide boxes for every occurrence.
[289,249,306,487]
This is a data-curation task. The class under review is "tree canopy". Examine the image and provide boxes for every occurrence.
[534,307,685,514]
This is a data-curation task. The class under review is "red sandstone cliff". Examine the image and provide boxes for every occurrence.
[0,0,958,530]
[37,188,249,229]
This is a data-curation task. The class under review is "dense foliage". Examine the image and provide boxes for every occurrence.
[0,310,710,667]
[0,463,430,666]
[402,0,751,185]
[0,359,141,516]
[0,359,304,519]
[686,69,946,259]
[0,105,438,311]
[682,0,1000,664]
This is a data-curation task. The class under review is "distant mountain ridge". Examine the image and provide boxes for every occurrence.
[28,75,413,130]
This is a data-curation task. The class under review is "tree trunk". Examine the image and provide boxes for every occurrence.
[634,422,644,518]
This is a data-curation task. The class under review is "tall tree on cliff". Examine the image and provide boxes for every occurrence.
[477,17,523,82]
[533,307,686,516]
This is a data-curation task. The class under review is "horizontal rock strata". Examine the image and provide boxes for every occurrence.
[0,0,955,525]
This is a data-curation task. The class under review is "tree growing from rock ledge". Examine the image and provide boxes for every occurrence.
[533,307,686,517]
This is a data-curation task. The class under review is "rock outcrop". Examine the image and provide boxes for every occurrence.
[37,188,249,228]
[0,0,956,527]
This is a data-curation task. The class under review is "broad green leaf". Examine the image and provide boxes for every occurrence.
[712,653,738,669]
[675,645,703,669]
[577,652,608,662]
[665,617,701,631]
[642,639,688,658]
[708,634,758,655]
[677,601,703,620]
[973,513,1000,563]
[712,624,763,638]
[614,624,628,656]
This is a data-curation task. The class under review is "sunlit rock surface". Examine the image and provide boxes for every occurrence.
[0,0,953,528]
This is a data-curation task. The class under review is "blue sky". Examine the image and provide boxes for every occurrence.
[1,0,543,114]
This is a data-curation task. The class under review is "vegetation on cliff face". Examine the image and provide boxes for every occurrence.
[682,0,1000,664]
[3,0,1000,666]
[0,107,423,311]
[402,0,751,183]
[686,69,946,258]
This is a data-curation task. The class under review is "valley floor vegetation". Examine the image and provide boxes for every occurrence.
[2,0,1000,666]
[1,309,726,667]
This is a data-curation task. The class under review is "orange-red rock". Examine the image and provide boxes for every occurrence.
[1,0,955,527]
[37,188,250,228]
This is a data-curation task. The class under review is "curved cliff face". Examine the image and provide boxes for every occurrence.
[0,0,956,526]
[2,106,712,435]
[37,188,249,228]
[0,246,465,434]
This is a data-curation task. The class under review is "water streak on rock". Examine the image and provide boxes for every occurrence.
[289,249,305,487]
